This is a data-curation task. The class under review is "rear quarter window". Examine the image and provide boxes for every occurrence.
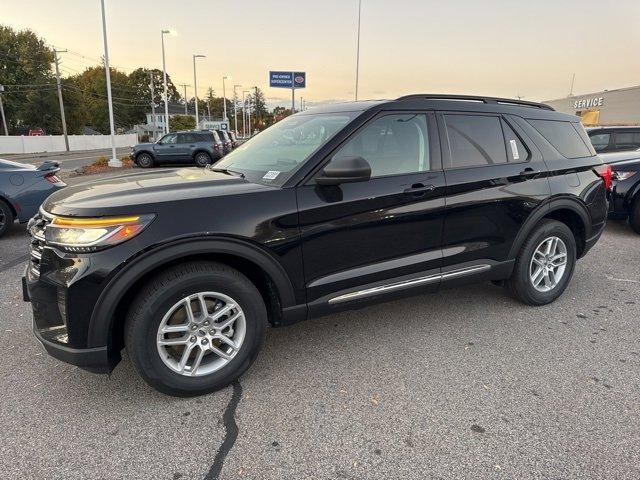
[527,119,593,159]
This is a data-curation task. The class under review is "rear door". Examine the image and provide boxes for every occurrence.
[175,133,195,162]
[297,112,446,310]
[439,112,550,271]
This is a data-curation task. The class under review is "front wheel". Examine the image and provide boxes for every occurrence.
[136,153,154,168]
[125,262,267,396]
[506,220,577,306]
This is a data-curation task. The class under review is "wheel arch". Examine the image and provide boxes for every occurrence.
[87,237,297,356]
[0,194,18,218]
[135,149,156,161]
[509,198,591,260]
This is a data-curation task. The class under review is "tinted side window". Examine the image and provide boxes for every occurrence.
[197,132,214,142]
[501,119,530,162]
[590,133,611,151]
[159,133,177,144]
[614,131,640,150]
[444,114,507,168]
[179,133,197,143]
[335,114,430,177]
[528,119,592,158]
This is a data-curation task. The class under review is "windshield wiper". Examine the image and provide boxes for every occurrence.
[207,166,245,178]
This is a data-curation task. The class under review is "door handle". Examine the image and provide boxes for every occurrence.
[404,183,436,194]
[519,167,539,177]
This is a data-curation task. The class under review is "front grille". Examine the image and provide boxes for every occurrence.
[27,208,52,277]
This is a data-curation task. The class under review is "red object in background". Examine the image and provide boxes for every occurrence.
[28,128,45,136]
[593,164,613,191]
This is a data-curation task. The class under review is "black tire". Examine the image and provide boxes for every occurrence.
[629,196,640,234]
[506,219,577,306]
[136,152,154,168]
[125,261,267,396]
[0,199,14,238]
[194,151,212,168]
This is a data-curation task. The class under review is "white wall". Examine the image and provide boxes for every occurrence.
[0,134,137,155]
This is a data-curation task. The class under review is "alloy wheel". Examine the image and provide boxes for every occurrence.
[529,236,568,292]
[156,292,246,377]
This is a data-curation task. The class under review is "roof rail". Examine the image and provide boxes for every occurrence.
[395,94,555,111]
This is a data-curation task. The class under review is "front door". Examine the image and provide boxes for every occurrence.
[438,112,550,272]
[154,133,179,161]
[297,112,446,311]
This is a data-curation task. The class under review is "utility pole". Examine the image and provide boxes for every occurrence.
[254,85,259,128]
[179,83,190,115]
[161,30,171,134]
[0,85,8,136]
[53,49,69,151]
[569,73,576,97]
[149,71,157,141]
[100,0,120,167]
[242,90,248,137]
[193,54,206,127]
[206,87,212,120]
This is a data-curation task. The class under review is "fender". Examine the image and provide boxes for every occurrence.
[508,196,591,260]
[624,180,640,208]
[86,236,297,348]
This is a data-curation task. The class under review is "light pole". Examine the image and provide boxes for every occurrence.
[179,83,190,115]
[193,54,206,127]
[233,84,241,134]
[161,29,171,134]
[243,90,251,137]
[222,76,231,123]
[355,0,362,101]
[100,0,120,167]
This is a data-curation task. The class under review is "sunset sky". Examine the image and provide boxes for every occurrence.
[2,0,639,108]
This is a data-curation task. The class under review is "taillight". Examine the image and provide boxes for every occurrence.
[593,164,613,191]
[45,173,61,184]
[213,144,219,150]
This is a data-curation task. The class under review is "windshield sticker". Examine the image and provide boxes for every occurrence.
[510,139,520,160]
[263,170,280,180]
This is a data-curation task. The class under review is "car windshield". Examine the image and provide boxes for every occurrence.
[214,112,359,186]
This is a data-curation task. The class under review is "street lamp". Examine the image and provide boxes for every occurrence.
[243,90,251,138]
[100,0,120,167]
[161,29,176,134]
[355,0,362,101]
[193,54,206,127]
[233,84,241,134]
[222,76,231,123]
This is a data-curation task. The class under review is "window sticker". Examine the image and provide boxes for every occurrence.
[263,170,280,180]
[509,139,520,161]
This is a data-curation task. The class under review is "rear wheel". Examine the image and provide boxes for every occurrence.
[194,152,212,168]
[629,197,640,234]
[125,261,267,396]
[506,220,576,305]
[136,153,154,168]
[0,199,14,238]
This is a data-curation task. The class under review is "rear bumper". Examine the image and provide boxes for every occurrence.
[583,221,606,257]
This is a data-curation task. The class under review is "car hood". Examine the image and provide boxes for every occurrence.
[43,167,276,216]
[133,143,155,150]
[599,151,640,165]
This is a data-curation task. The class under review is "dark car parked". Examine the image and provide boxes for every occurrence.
[587,126,640,153]
[600,150,640,233]
[0,159,65,237]
[24,95,609,396]
[227,131,238,148]
[131,130,223,168]
[215,129,233,154]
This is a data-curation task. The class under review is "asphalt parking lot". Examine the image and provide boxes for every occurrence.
[3,147,132,171]
[1,175,639,479]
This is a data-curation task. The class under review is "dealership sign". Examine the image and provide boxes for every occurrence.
[573,96,604,109]
[269,71,306,89]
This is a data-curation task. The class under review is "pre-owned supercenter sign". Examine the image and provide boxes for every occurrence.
[573,97,604,109]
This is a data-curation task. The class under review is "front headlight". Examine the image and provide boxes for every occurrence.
[45,214,155,252]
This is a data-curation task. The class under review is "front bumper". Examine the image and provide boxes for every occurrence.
[23,268,119,374]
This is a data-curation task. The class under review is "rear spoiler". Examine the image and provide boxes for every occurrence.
[37,160,60,172]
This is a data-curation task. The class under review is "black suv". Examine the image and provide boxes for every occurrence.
[587,126,640,153]
[600,150,640,233]
[131,130,223,168]
[215,129,233,154]
[23,95,609,396]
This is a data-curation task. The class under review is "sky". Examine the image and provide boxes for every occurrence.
[2,0,639,108]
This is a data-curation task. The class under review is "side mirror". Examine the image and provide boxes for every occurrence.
[316,155,371,186]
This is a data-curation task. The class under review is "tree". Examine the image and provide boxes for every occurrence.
[0,24,57,134]
[169,115,196,131]
[127,67,180,123]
